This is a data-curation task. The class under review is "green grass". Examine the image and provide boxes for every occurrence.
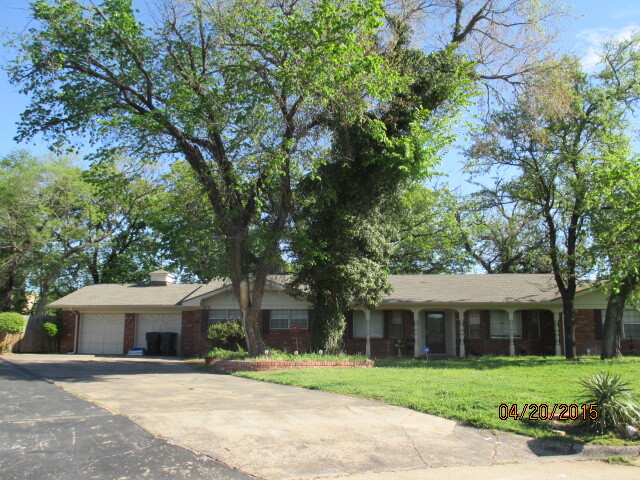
[603,455,637,466]
[235,355,640,443]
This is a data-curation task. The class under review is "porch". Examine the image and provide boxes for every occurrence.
[347,307,565,358]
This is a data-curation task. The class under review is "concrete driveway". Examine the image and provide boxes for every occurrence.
[4,354,639,480]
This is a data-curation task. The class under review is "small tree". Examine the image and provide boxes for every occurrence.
[42,320,66,353]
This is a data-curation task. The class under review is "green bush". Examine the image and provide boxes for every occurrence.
[43,321,66,339]
[207,347,249,360]
[207,319,246,351]
[0,312,26,334]
[579,371,640,434]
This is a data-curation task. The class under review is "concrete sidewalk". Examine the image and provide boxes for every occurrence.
[4,354,639,480]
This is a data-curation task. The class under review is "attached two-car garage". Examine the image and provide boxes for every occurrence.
[78,312,182,355]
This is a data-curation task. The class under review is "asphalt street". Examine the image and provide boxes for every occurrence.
[0,358,253,480]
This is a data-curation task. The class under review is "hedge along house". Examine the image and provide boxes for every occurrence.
[48,270,640,358]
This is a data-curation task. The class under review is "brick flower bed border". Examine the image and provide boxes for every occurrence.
[207,358,374,374]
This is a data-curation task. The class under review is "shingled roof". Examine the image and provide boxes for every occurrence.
[382,274,561,305]
[47,283,204,308]
[48,273,591,309]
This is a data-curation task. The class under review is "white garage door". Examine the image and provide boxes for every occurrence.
[136,313,182,354]
[79,314,125,354]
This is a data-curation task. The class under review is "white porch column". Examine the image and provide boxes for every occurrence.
[553,310,562,356]
[412,309,421,358]
[507,310,516,356]
[457,310,466,357]
[365,309,371,357]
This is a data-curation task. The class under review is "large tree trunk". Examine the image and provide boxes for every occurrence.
[562,300,576,359]
[601,277,634,359]
[234,276,267,356]
[310,295,346,354]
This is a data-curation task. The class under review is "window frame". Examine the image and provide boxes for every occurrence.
[622,309,640,339]
[489,311,522,339]
[269,309,309,330]
[352,311,384,339]
[208,309,242,324]
[391,311,403,338]
[468,310,481,339]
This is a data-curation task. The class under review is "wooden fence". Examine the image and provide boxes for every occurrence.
[2,314,61,353]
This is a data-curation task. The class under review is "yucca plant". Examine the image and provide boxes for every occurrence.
[579,371,640,434]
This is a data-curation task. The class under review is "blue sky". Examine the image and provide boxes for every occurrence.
[0,0,639,190]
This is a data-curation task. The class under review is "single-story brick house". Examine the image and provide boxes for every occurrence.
[48,270,640,357]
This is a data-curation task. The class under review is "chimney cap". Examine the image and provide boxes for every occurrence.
[149,269,175,285]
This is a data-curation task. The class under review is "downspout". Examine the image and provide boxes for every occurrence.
[69,310,80,354]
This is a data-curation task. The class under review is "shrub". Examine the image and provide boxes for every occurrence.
[43,321,66,339]
[207,319,246,351]
[0,312,26,334]
[207,347,249,360]
[579,371,640,434]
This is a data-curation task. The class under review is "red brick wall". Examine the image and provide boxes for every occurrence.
[573,309,638,356]
[59,311,77,354]
[123,313,136,354]
[211,359,374,373]
[263,329,310,353]
[180,310,209,357]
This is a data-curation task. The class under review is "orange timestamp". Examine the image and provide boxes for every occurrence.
[498,403,599,421]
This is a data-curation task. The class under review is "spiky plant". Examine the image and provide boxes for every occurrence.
[579,371,640,434]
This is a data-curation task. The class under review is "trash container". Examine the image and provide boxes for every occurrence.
[160,332,177,356]
[145,332,161,355]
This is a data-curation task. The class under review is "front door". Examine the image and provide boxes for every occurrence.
[425,312,446,354]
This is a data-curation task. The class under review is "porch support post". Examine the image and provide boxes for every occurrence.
[553,310,562,356]
[365,309,371,358]
[457,310,466,357]
[507,310,516,356]
[412,309,420,358]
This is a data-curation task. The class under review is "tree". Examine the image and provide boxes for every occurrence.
[590,154,640,359]
[9,0,405,355]
[290,39,475,351]
[586,34,640,360]
[466,45,640,358]
[455,191,550,274]
[0,151,46,312]
[388,185,471,274]
[0,150,157,314]
[387,0,569,100]
[76,158,161,285]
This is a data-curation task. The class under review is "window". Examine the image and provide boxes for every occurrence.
[353,311,384,338]
[209,309,242,324]
[529,311,540,340]
[622,310,640,339]
[468,311,481,339]
[489,311,522,338]
[392,311,403,338]
[599,309,640,339]
[269,309,309,330]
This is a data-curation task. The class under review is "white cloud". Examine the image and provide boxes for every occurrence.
[576,24,640,71]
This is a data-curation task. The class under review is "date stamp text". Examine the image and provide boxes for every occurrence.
[498,404,599,421]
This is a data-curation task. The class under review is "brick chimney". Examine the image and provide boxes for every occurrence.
[149,269,175,286]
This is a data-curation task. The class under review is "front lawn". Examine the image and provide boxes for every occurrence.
[236,356,640,443]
